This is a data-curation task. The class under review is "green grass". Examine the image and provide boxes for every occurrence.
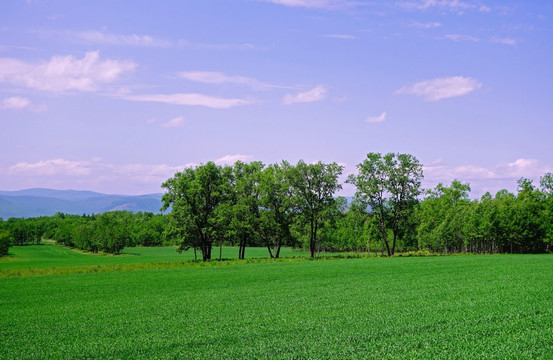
[1,252,552,359]
[0,242,306,270]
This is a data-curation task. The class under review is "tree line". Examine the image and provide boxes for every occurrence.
[0,211,170,255]
[1,153,552,260]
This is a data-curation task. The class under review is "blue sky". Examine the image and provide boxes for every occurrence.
[1,0,552,196]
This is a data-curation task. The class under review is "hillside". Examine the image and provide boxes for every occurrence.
[0,188,164,218]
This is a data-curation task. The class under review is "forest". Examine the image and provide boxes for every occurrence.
[1,152,552,260]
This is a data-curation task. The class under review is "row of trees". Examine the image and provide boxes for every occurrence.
[161,160,344,260]
[163,154,553,259]
[0,211,170,255]
[415,177,553,254]
[2,153,552,260]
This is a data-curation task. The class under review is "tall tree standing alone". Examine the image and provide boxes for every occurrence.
[287,160,343,258]
[348,153,422,256]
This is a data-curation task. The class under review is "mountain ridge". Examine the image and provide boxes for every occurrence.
[0,189,165,219]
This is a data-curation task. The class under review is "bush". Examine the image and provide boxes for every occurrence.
[0,230,12,256]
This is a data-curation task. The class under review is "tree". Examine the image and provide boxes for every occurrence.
[416,180,471,253]
[0,230,12,256]
[227,161,264,259]
[541,173,553,251]
[258,162,297,258]
[287,160,343,258]
[161,162,229,261]
[348,153,422,256]
[512,178,545,253]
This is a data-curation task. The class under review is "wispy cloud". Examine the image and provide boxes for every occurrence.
[491,36,517,46]
[257,0,360,10]
[36,29,256,51]
[73,30,172,47]
[324,34,358,39]
[215,154,254,165]
[0,96,31,110]
[5,158,193,193]
[411,22,442,29]
[177,39,256,51]
[442,34,479,42]
[0,51,136,92]
[3,156,263,193]
[423,158,553,196]
[396,76,481,101]
[9,159,93,176]
[365,112,386,123]
[282,85,326,105]
[121,93,252,109]
[398,0,491,14]
[176,71,291,90]
[161,116,185,128]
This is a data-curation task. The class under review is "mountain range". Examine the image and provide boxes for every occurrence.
[0,189,164,219]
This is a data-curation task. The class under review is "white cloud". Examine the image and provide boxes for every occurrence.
[37,29,255,51]
[365,112,386,123]
[443,34,479,42]
[282,85,326,105]
[178,71,256,85]
[324,34,358,39]
[215,154,254,165]
[122,93,252,109]
[177,39,256,51]
[258,0,359,10]
[411,22,442,29]
[1,96,31,110]
[479,5,491,12]
[74,30,171,47]
[5,158,193,192]
[161,116,184,128]
[422,158,553,197]
[9,159,93,176]
[491,37,517,46]
[0,51,136,92]
[396,76,482,101]
[176,71,289,90]
[399,0,490,14]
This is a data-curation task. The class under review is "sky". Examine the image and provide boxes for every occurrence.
[1,0,552,197]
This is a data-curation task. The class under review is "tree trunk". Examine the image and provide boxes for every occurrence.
[239,238,246,260]
[310,218,316,258]
[267,244,274,258]
[391,230,397,256]
[219,239,223,261]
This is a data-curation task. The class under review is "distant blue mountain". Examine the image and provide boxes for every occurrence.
[0,188,165,219]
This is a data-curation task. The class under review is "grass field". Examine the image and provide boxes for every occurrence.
[1,247,552,359]
[0,242,305,270]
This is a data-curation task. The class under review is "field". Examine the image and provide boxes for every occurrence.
[1,247,553,359]
[0,242,305,271]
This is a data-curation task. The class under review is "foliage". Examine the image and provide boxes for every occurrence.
[258,162,297,258]
[347,152,423,256]
[286,160,344,257]
[0,229,12,256]
[161,162,231,261]
[3,154,553,257]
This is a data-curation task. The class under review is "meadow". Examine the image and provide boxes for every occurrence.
[1,246,552,359]
[0,242,305,272]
